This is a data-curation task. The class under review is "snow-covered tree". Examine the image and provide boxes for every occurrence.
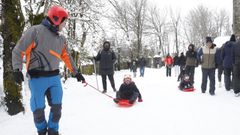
[1,0,25,115]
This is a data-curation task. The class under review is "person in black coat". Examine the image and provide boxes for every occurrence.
[233,36,240,97]
[222,34,235,91]
[131,60,137,77]
[185,44,197,85]
[173,53,180,77]
[95,41,117,93]
[113,74,143,104]
[178,52,186,73]
[215,44,224,87]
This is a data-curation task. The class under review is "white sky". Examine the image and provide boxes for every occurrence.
[149,0,232,13]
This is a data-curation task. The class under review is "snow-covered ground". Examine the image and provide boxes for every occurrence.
[1,67,240,135]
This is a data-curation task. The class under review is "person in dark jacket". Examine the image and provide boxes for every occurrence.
[139,56,146,77]
[178,52,186,72]
[179,74,193,90]
[131,60,137,77]
[198,36,217,95]
[222,34,235,91]
[178,66,186,82]
[233,36,240,97]
[215,44,224,88]
[185,44,198,85]
[95,41,117,93]
[173,53,180,77]
[113,74,143,104]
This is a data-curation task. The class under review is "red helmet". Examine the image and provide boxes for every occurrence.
[47,6,68,26]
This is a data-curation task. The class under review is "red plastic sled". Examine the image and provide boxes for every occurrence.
[182,87,195,92]
[117,99,134,107]
[178,86,195,92]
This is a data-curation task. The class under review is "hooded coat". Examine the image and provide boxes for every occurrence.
[222,35,236,68]
[95,41,117,75]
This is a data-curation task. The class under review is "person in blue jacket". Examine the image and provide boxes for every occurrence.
[215,44,224,88]
[222,34,236,91]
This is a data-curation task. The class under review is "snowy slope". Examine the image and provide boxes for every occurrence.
[0,67,240,135]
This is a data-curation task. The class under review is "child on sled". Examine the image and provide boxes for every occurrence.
[178,67,194,91]
[113,74,143,104]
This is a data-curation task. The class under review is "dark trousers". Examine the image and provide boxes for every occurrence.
[185,66,195,84]
[224,68,233,90]
[140,67,145,77]
[116,91,139,101]
[201,68,216,94]
[101,74,116,91]
[217,65,223,82]
[166,66,172,77]
[233,64,240,94]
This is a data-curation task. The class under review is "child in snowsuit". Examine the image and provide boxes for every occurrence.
[113,74,142,104]
[179,74,193,90]
[177,66,186,82]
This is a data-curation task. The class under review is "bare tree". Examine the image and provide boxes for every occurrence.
[213,9,231,36]
[169,7,181,54]
[184,5,215,47]
[147,6,168,56]
[128,0,147,58]
[108,0,147,59]
[108,0,131,40]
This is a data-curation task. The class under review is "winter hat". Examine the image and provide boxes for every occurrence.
[123,74,132,82]
[230,34,236,42]
[188,44,195,50]
[206,36,213,43]
[103,41,110,50]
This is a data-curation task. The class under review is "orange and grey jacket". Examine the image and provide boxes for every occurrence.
[12,24,78,77]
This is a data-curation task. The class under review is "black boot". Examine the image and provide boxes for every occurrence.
[38,129,47,135]
[102,90,107,93]
[48,129,59,135]
[113,98,119,103]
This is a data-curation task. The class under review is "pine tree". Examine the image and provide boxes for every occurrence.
[1,0,25,115]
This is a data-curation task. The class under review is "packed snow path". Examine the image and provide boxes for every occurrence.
[0,67,240,135]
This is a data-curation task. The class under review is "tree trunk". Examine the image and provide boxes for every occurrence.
[233,0,240,37]
[1,0,25,115]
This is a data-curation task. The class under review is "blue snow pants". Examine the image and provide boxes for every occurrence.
[28,75,63,133]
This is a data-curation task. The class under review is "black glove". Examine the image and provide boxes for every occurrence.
[13,69,24,84]
[75,73,85,82]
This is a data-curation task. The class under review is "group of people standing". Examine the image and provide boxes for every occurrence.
[164,43,197,86]
[163,35,240,97]
[10,5,240,135]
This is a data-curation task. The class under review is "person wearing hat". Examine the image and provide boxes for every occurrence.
[185,44,197,85]
[12,5,86,135]
[222,34,236,91]
[94,41,117,93]
[197,36,217,95]
[113,74,143,104]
